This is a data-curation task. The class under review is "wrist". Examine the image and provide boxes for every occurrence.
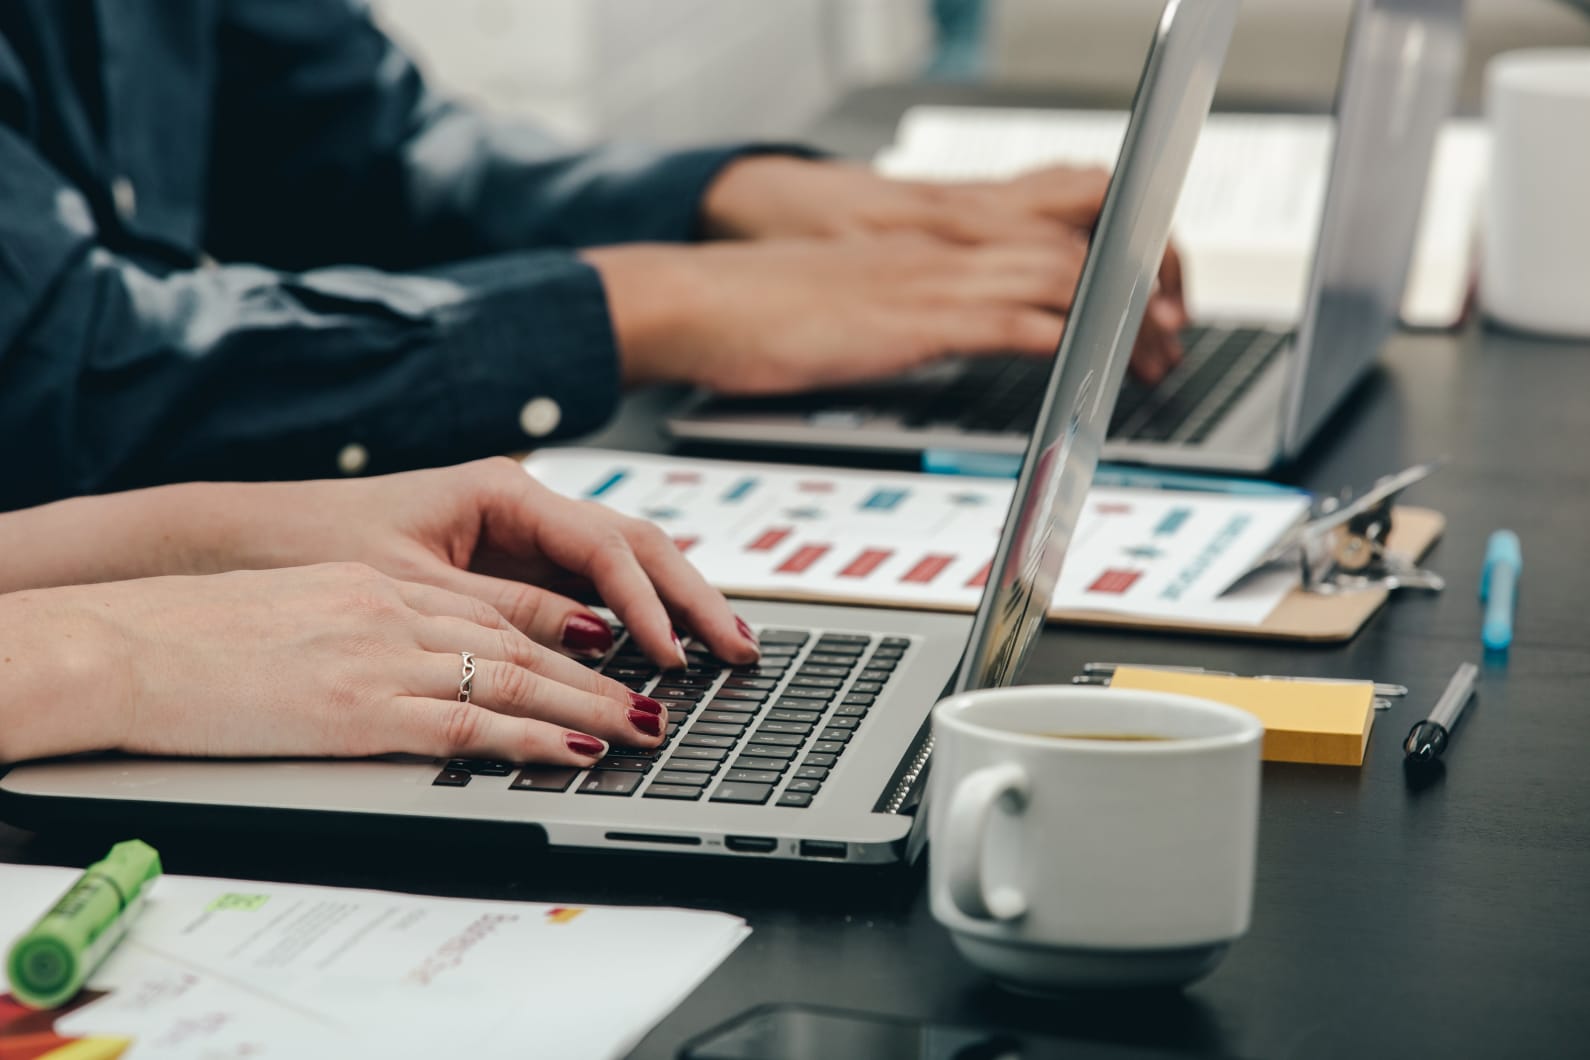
[582,245,703,387]
[699,155,832,240]
[0,587,128,761]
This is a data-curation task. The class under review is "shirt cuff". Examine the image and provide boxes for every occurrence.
[386,251,621,471]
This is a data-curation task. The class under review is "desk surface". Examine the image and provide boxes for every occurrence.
[5,90,1590,1059]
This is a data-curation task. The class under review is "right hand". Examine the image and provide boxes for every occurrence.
[0,563,664,765]
[586,235,1186,391]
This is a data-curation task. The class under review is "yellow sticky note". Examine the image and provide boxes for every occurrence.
[1109,667,1376,766]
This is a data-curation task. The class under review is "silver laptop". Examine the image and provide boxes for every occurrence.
[666,0,1467,474]
[0,0,1239,864]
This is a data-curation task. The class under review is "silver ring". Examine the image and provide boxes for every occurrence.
[458,651,476,703]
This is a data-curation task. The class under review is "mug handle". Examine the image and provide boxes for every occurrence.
[944,762,1029,922]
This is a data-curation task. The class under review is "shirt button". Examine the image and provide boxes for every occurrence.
[519,397,562,438]
[337,443,370,476]
[111,176,137,220]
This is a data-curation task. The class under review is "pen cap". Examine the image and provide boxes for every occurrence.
[5,840,161,1009]
[1480,530,1523,600]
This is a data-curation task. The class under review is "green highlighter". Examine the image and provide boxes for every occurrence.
[6,839,162,1009]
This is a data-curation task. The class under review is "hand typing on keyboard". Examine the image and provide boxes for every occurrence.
[686,155,1188,385]
[0,460,760,766]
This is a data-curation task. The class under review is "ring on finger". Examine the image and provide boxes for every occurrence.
[458,651,477,704]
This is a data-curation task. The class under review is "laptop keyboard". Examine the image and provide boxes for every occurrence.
[688,325,1289,446]
[433,627,910,810]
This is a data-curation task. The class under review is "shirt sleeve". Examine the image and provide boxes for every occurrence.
[0,121,620,511]
[205,0,812,272]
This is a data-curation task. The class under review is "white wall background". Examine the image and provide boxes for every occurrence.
[371,0,935,144]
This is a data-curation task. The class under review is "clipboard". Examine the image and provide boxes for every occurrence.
[1046,506,1445,642]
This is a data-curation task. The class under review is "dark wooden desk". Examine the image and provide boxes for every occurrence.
[5,91,1590,1059]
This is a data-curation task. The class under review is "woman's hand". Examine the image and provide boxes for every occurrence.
[0,563,668,764]
[106,459,759,671]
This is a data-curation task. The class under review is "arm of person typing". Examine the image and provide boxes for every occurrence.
[0,119,624,509]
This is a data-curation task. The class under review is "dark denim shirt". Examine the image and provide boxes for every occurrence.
[0,0,771,508]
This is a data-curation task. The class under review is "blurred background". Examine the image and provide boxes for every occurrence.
[372,0,1590,146]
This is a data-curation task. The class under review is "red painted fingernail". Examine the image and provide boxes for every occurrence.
[735,616,759,647]
[627,710,663,737]
[561,614,614,657]
[629,693,664,716]
[565,732,606,757]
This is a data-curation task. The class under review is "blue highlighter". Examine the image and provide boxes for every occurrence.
[1480,530,1522,652]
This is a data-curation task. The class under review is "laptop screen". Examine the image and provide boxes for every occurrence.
[954,0,1240,695]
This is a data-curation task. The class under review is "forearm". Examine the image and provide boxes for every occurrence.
[0,483,246,592]
[0,586,125,762]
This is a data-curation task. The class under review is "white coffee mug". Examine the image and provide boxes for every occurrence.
[1482,48,1590,338]
[928,686,1263,991]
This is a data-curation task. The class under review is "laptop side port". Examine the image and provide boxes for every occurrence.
[799,840,847,860]
[725,835,778,853]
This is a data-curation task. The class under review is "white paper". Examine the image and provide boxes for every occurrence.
[876,105,1486,328]
[1,866,748,1059]
[524,450,1309,627]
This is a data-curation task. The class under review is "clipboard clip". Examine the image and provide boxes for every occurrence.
[1245,461,1447,596]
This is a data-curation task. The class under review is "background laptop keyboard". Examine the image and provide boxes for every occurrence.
[433,627,910,810]
[689,325,1290,445]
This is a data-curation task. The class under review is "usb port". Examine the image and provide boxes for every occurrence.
[799,840,846,860]
[725,835,778,854]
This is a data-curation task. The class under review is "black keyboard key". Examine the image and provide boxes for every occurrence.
[748,731,805,747]
[858,669,893,683]
[651,689,703,703]
[732,756,791,774]
[816,633,871,645]
[713,688,770,703]
[780,687,836,702]
[777,791,814,808]
[880,637,910,648]
[644,784,703,800]
[742,743,799,760]
[833,704,868,718]
[818,728,854,744]
[510,766,580,792]
[701,709,757,725]
[825,716,861,730]
[705,698,760,714]
[768,708,823,723]
[795,765,830,781]
[722,676,778,691]
[756,644,802,658]
[851,682,885,695]
[841,694,876,707]
[607,666,657,678]
[690,721,748,737]
[802,753,838,768]
[655,770,713,787]
[731,670,788,684]
[578,770,644,796]
[785,778,822,794]
[681,733,737,750]
[655,675,714,689]
[804,653,862,668]
[669,746,730,762]
[756,721,814,737]
[667,709,692,724]
[811,741,847,755]
[433,768,471,787]
[796,664,853,679]
[659,757,719,774]
[726,768,783,784]
[788,675,845,690]
[596,757,652,772]
[604,746,661,760]
[758,629,812,644]
[712,782,775,805]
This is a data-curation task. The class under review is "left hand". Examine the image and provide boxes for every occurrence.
[176,459,760,669]
[701,156,1189,380]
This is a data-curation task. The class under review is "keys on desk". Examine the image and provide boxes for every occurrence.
[432,626,911,809]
